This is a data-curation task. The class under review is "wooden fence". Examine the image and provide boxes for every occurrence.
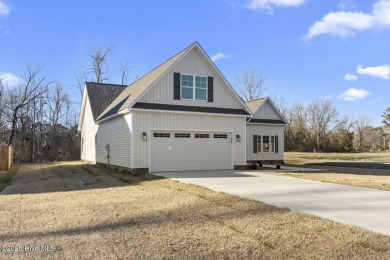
[0,146,12,170]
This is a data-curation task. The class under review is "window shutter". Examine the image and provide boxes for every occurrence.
[174,73,180,100]
[275,135,279,153]
[253,135,258,153]
[207,76,213,102]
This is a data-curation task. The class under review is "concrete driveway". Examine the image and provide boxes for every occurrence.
[154,170,390,235]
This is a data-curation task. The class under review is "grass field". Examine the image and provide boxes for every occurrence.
[281,152,390,191]
[265,165,390,191]
[1,162,390,259]
[0,165,19,192]
[285,152,390,161]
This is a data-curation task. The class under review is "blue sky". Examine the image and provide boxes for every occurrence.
[0,0,389,126]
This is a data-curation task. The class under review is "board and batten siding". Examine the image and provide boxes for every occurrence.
[253,101,281,120]
[132,111,246,169]
[80,96,98,162]
[246,124,284,161]
[139,47,242,109]
[96,114,132,168]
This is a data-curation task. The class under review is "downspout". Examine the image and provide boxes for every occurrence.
[105,144,110,168]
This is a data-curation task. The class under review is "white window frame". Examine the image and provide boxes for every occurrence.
[257,135,276,153]
[180,74,207,101]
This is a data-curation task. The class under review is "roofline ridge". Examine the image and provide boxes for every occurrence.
[245,97,267,103]
[85,82,127,87]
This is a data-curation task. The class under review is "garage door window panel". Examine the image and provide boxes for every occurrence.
[154,133,170,138]
[214,134,228,139]
[195,133,209,138]
[175,133,191,138]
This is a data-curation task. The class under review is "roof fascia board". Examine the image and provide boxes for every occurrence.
[247,122,287,126]
[130,108,251,117]
[77,84,88,131]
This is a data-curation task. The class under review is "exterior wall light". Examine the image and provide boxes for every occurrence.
[236,134,241,142]
[143,132,147,141]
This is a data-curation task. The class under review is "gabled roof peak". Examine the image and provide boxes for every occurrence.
[94,41,252,122]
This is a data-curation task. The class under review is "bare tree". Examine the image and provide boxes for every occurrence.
[46,84,70,160]
[271,94,288,119]
[73,70,89,101]
[0,77,6,144]
[235,67,266,101]
[354,116,372,151]
[306,99,339,152]
[119,59,134,85]
[7,65,51,146]
[0,77,3,101]
[88,46,113,83]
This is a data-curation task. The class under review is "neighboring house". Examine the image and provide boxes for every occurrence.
[78,42,285,172]
[245,98,287,166]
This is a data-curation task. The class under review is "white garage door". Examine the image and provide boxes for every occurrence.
[151,131,232,172]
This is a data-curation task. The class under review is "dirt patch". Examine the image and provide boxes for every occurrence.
[1,162,389,259]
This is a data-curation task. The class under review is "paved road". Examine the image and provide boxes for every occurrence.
[154,170,390,235]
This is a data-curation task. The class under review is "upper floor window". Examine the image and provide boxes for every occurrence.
[181,74,207,101]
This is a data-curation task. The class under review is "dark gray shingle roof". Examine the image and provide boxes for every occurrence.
[85,82,127,121]
[132,102,250,115]
[248,119,286,125]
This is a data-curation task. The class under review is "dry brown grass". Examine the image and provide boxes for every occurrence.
[1,162,390,259]
[274,163,390,191]
[286,152,390,161]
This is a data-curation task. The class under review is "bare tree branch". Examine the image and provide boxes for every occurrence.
[235,67,266,101]
[8,64,51,146]
[88,46,114,83]
[119,59,134,85]
[73,70,89,100]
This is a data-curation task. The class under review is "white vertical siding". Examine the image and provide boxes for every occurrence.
[132,111,246,169]
[253,100,281,120]
[246,124,284,161]
[80,96,98,162]
[96,114,132,168]
[139,48,243,109]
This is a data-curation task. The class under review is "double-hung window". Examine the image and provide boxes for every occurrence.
[181,74,207,101]
[257,135,276,153]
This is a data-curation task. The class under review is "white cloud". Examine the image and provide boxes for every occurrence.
[344,73,358,81]
[338,88,370,101]
[0,0,10,18]
[0,72,21,87]
[305,0,390,39]
[247,0,305,13]
[357,64,390,79]
[338,0,357,10]
[210,53,230,62]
